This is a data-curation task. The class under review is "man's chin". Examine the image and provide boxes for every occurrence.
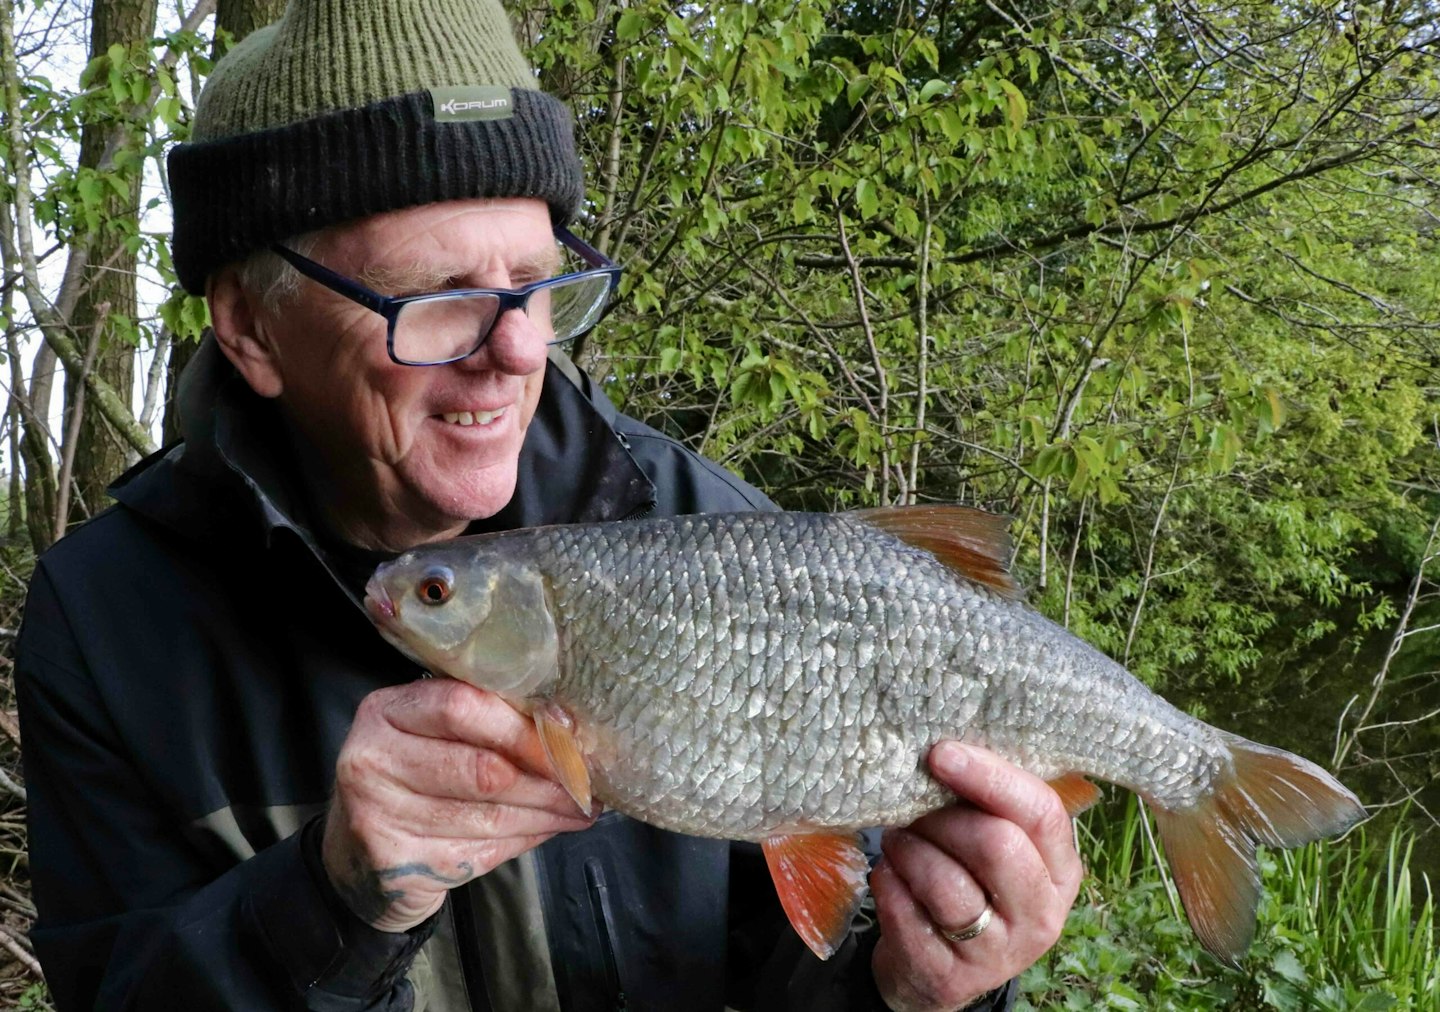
[419,466,521,534]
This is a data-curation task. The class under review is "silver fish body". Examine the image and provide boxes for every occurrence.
[521,511,1219,837]
[366,506,1363,963]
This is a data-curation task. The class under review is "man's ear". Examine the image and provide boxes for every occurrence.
[207,266,284,399]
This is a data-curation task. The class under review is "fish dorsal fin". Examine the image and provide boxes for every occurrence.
[852,505,1021,599]
[534,704,593,817]
[761,831,870,960]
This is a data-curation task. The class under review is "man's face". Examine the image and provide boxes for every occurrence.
[237,198,558,548]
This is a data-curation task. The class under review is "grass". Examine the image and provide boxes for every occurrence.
[1019,794,1439,1010]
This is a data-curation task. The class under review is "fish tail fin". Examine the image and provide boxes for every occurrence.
[1149,734,1365,965]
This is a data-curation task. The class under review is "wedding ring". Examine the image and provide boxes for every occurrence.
[940,904,993,943]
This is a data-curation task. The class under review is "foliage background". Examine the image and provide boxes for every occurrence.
[1,0,1438,1007]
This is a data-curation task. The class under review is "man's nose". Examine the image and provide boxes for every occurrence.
[462,306,549,376]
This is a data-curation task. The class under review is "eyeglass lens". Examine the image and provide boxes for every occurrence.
[392,273,613,365]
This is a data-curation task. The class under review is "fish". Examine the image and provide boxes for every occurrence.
[363,505,1366,964]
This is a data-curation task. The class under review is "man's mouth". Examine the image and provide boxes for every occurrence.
[439,406,508,427]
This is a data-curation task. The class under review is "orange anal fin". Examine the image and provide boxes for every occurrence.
[761,831,870,961]
[534,705,592,816]
[1046,773,1102,817]
[851,505,1020,599]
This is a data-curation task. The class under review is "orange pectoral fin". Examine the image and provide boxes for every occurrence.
[1046,772,1102,817]
[761,831,870,961]
[533,705,592,816]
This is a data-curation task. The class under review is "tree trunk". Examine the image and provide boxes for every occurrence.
[162,0,287,445]
[214,0,288,40]
[61,0,160,529]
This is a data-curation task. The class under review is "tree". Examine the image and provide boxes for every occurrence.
[1,0,213,552]
[161,0,287,445]
[61,0,160,527]
[514,0,1437,677]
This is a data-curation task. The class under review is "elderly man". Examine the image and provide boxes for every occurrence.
[16,0,1080,1009]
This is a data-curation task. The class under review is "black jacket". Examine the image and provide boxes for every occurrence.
[17,339,1017,1012]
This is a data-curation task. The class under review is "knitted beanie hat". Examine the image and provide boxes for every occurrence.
[167,0,585,294]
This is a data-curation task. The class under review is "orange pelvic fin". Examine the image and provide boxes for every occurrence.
[534,704,592,816]
[1150,734,1366,966]
[852,505,1020,599]
[761,831,871,961]
[1046,772,1102,817]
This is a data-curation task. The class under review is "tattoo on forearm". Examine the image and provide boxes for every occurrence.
[377,862,475,886]
[336,852,476,924]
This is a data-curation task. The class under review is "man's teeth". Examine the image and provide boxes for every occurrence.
[441,407,507,427]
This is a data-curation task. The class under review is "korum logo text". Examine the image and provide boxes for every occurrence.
[440,97,509,116]
[430,86,515,123]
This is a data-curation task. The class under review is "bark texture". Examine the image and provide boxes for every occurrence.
[63,0,160,526]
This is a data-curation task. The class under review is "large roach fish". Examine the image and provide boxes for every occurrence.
[364,506,1364,963]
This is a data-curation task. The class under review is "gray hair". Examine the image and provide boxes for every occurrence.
[235,232,321,315]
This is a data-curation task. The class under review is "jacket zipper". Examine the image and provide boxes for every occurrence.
[620,501,656,522]
[584,858,628,1011]
[448,891,492,1012]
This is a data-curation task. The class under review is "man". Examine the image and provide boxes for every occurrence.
[16,0,1080,1008]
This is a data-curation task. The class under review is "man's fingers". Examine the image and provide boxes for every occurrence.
[904,807,1058,926]
[927,742,1082,890]
[869,860,1007,1011]
[869,861,954,971]
[880,828,989,936]
[341,730,584,815]
[370,678,553,776]
[360,791,595,843]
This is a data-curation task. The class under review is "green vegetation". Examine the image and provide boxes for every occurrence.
[1021,797,1439,1009]
[533,0,1439,694]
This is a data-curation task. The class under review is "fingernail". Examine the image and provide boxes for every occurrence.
[932,741,970,778]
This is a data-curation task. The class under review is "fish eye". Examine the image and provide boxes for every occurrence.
[416,566,454,606]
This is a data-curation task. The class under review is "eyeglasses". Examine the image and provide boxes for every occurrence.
[271,227,623,366]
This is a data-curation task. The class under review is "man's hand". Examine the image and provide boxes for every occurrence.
[869,742,1082,1011]
[322,678,597,932]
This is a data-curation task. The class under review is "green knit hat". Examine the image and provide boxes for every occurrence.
[168,0,585,294]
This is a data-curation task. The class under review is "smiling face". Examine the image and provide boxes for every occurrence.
[209,198,559,550]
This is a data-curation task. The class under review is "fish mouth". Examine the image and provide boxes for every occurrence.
[364,577,397,628]
[363,577,432,670]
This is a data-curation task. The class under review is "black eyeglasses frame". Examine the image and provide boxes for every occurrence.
[270,226,623,366]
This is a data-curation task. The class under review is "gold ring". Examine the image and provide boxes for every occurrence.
[940,904,993,943]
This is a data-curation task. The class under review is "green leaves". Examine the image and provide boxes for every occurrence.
[1021,803,1438,1009]
[729,349,827,421]
[854,177,878,219]
[917,78,948,102]
[520,0,1437,723]
[615,9,645,41]
[1030,433,1133,505]
[997,79,1027,131]
[158,292,210,343]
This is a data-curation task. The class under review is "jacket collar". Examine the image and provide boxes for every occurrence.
[110,335,656,550]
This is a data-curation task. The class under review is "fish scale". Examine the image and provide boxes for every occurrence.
[368,505,1365,964]
[534,514,1014,835]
